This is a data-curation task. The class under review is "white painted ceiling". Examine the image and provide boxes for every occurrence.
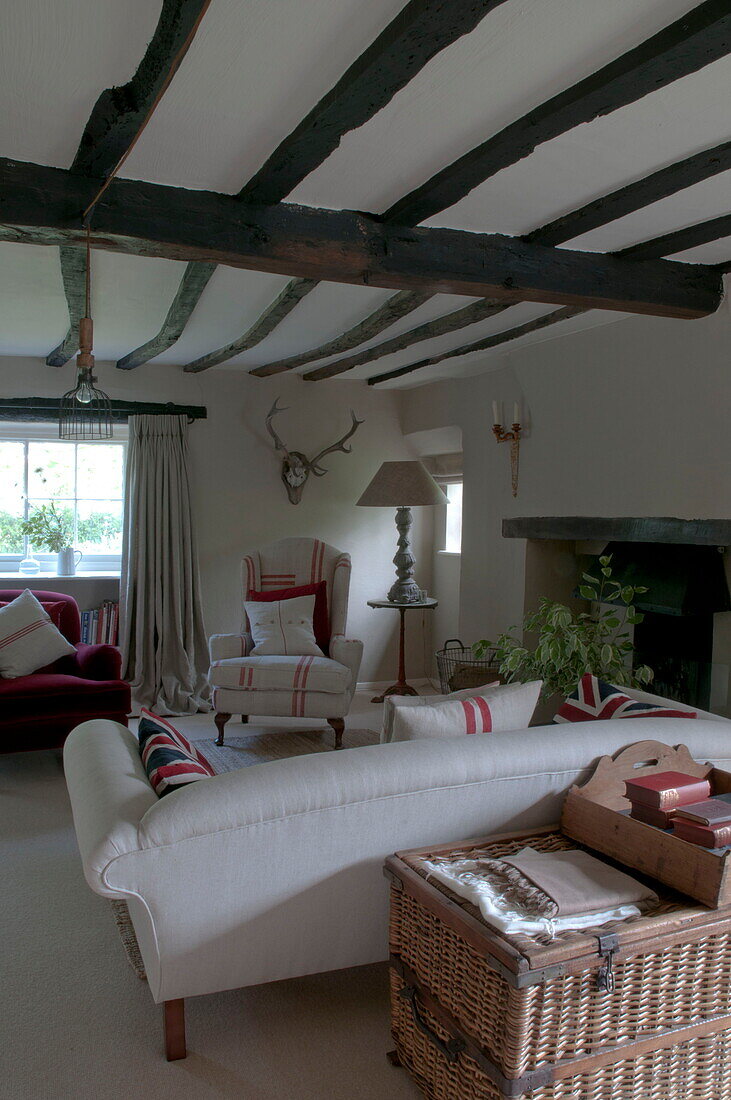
[0,0,729,388]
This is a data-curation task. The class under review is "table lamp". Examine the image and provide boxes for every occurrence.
[357,460,447,603]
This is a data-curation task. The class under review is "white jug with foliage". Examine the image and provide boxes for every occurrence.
[20,502,81,576]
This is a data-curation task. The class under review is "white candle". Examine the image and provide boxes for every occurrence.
[492,400,500,424]
[513,402,520,424]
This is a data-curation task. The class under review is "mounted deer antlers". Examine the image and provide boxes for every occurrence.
[265,398,364,504]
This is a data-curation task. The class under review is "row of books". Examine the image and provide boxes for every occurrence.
[80,601,120,646]
[625,770,731,848]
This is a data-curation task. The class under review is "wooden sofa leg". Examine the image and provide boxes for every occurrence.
[214,712,231,746]
[328,718,345,750]
[241,714,249,724]
[164,998,186,1061]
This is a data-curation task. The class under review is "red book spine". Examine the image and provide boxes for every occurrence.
[673,821,731,849]
[630,804,675,829]
[626,778,710,811]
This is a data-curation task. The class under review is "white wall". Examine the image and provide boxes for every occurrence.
[399,302,731,700]
[0,357,431,681]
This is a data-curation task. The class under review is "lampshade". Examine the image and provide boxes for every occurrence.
[356,461,447,507]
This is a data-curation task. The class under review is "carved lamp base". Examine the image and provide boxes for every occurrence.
[387,506,422,604]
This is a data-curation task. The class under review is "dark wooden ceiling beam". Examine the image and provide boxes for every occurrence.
[305,138,731,380]
[239,0,510,207]
[46,247,88,368]
[246,291,432,378]
[368,214,731,385]
[526,139,731,249]
[302,299,513,381]
[46,0,211,367]
[367,306,582,384]
[182,278,318,373]
[116,261,217,370]
[123,0,509,370]
[255,35,729,382]
[1,158,722,321]
[385,0,731,225]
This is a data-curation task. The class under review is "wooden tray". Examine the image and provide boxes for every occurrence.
[561,739,731,908]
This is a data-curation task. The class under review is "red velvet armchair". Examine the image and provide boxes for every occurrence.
[0,590,130,753]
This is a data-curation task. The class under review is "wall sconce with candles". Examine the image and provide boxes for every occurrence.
[492,401,522,498]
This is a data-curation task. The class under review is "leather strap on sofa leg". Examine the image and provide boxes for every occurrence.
[164,998,186,1061]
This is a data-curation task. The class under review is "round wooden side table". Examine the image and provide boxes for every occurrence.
[367,598,438,704]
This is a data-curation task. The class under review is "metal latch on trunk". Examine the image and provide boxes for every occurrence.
[595,932,619,993]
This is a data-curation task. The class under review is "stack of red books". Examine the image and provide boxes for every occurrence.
[625,771,731,848]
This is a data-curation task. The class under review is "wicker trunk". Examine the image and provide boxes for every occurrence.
[386,829,731,1100]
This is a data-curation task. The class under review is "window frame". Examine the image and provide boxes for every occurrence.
[434,476,463,556]
[0,421,127,575]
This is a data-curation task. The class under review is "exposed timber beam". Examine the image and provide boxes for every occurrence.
[46,248,88,367]
[368,307,582,384]
[182,278,318,373]
[249,291,433,377]
[385,0,731,225]
[128,0,508,371]
[302,299,513,381]
[258,14,731,382]
[304,138,731,381]
[525,139,731,249]
[47,0,211,367]
[0,159,722,322]
[116,261,217,370]
[368,215,731,385]
[239,0,510,206]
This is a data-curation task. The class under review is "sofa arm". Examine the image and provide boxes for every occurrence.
[71,642,122,681]
[330,635,363,693]
[209,633,253,661]
[63,720,156,895]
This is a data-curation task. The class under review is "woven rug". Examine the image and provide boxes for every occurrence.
[197,726,379,773]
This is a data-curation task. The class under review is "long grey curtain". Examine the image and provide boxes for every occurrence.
[120,414,209,715]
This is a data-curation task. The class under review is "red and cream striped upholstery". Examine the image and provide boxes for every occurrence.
[208,538,362,725]
[240,537,351,638]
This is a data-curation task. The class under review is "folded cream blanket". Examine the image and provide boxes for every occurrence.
[422,846,658,938]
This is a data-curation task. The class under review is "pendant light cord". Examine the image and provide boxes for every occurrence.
[85,224,91,318]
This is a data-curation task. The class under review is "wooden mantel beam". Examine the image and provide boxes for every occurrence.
[0,158,723,330]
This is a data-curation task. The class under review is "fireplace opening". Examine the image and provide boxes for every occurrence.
[584,542,730,710]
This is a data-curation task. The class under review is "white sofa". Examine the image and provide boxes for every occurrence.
[64,705,731,1059]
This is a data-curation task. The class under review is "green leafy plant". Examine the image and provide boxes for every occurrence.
[20,502,73,554]
[473,556,653,699]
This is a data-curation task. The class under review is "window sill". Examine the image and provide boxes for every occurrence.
[438,550,461,557]
[0,572,120,581]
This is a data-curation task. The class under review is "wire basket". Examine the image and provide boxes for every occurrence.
[435,639,502,695]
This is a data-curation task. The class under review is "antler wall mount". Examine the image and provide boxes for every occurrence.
[265,399,364,504]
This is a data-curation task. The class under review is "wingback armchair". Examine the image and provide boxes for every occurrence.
[208,538,363,748]
[0,589,130,753]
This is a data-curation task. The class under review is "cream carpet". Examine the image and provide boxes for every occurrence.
[0,695,423,1099]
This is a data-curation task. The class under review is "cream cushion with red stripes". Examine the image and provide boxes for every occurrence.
[0,588,76,679]
[389,681,542,742]
[245,595,323,657]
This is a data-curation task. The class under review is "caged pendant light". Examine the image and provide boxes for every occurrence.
[59,227,113,440]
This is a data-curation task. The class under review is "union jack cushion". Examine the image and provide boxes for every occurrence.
[138,709,215,796]
[554,674,695,723]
